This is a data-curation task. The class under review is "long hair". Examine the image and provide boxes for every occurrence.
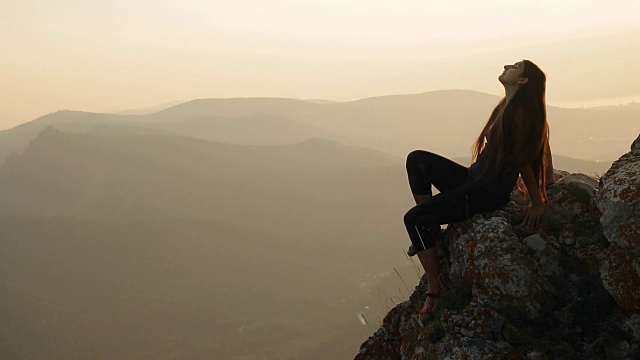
[472,60,549,201]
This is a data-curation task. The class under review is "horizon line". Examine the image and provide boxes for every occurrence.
[3,88,639,132]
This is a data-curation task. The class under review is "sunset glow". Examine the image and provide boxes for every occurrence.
[2,0,639,129]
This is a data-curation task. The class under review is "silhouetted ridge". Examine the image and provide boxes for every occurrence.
[148,97,325,123]
[0,128,402,218]
[150,112,335,145]
[347,89,501,106]
[1,90,637,165]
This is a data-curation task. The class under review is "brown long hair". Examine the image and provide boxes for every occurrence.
[472,60,549,201]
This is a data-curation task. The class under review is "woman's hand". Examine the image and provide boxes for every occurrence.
[523,203,545,229]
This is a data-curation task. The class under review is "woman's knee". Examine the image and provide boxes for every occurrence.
[407,150,441,173]
[404,204,438,228]
[403,207,417,227]
[406,150,430,170]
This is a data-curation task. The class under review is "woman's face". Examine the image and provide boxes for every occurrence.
[499,61,527,86]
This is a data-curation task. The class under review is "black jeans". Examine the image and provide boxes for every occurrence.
[404,150,508,252]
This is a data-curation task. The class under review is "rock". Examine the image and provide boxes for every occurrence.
[547,173,599,217]
[441,304,505,341]
[356,136,640,359]
[436,337,521,360]
[525,351,548,360]
[523,234,546,251]
[595,135,640,313]
[600,247,640,312]
[597,145,640,251]
[633,133,640,151]
[612,311,640,340]
[604,340,631,359]
[557,173,599,195]
[552,169,570,181]
[355,191,633,358]
[449,216,555,320]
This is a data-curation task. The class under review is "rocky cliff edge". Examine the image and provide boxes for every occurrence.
[356,134,640,360]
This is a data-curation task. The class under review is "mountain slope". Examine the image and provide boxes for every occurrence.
[0,128,401,221]
[145,113,337,145]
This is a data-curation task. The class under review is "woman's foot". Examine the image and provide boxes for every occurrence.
[418,274,452,320]
[419,292,440,319]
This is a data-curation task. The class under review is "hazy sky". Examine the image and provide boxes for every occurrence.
[2,0,640,130]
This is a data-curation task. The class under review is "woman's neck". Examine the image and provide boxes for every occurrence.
[504,84,520,102]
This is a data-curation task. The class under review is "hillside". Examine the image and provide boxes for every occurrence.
[0,128,400,220]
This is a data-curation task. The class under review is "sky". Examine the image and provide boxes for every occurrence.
[2,0,640,130]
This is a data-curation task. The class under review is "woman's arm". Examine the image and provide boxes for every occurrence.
[511,109,548,229]
[545,142,555,185]
[520,164,545,229]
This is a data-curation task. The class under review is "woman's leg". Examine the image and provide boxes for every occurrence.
[406,150,469,196]
[413,194,431,204]
[406,150,469,255]
[417,246,441,308]
[404,181,499,314]
[404,207,452,314]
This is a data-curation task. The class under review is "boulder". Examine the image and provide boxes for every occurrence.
[448,215,555,320]
[595,133,640,313]
[597,144,640,251]
[547,173,599,217]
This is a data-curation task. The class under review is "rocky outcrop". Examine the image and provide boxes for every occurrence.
[356,134,640,359]
[595,136,640,313]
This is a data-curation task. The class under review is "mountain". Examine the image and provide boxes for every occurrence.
[0,128,400,219]
[0,111,136,165]
[1,90,638,165]
[141,113,337,145]
[454,154,612,177]
[113,100,185,115]
[0,128,413,359]
[545,106,638,161]
[301,98,342,104]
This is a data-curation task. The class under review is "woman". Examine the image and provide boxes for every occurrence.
[404,59,554,318]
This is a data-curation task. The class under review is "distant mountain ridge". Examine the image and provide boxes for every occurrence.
[0,127,400,218]
[113,100,185,115]
[453,155,611,178]
[1,90,637,164]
